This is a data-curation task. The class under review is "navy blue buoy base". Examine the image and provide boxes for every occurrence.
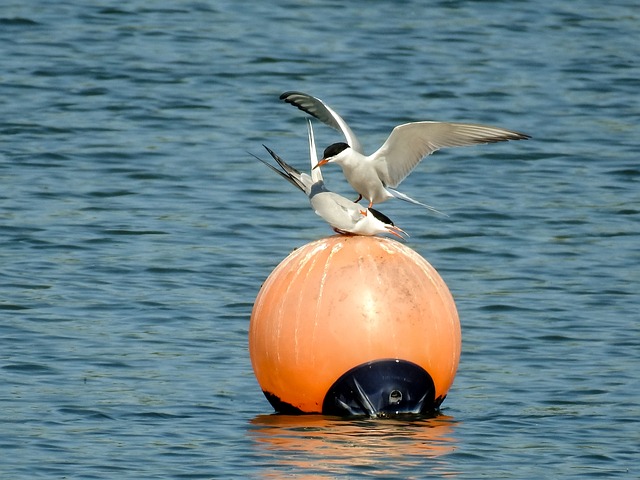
[322,359,442,417]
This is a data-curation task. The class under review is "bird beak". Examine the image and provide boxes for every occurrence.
[386,225,409,240]
[313,158,330,170]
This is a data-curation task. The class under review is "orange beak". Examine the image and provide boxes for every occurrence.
[386,225,409,240]
[313,158,330,170]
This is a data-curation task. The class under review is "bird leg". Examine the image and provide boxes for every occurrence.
[353,194,362,203]
[333,227,353,236]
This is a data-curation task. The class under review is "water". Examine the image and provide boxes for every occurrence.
[1,1,638,478]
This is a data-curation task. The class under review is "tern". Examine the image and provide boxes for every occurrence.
[280,91,530,209]
[254,119,407,239]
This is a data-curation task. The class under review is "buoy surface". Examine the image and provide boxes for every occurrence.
[249,235,460,414]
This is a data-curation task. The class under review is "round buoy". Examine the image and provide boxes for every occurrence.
[249,235,461,416]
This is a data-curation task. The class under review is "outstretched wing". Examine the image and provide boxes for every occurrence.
[280,91,364,154]
[373,121,530,187]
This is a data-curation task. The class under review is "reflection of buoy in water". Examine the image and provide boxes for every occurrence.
[249,235,461,416]
[249,413,458,473]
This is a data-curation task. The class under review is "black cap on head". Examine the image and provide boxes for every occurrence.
[368,207,394,226]
[322,142,350,159]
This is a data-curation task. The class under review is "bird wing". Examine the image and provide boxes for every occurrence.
[310,192,362,230]
[259,145,314,196]
[372,121,530,187]
[280,91,364,154]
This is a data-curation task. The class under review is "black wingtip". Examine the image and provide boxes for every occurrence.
[261,144,303,177]
[261,144,286,168]
[279,91,303,102]
[249,150,285,177]
[509,132,531,141]
[253,146,306,193]
[476,131,531,144]
[261,143,278,160]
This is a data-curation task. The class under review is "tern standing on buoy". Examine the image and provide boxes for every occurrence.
[253,119,407,239]
[280,91,530,209]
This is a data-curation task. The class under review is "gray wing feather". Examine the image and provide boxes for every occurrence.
[374,121,530,187]
[257,145,314,195]
[280,91,364,154]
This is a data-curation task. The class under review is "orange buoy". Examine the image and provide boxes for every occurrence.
[249,235,461,416]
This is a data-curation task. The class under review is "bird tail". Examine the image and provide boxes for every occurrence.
[387,188,448,217]
[307,119,323,184]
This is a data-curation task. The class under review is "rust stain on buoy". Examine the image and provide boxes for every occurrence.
[249,235,461,414]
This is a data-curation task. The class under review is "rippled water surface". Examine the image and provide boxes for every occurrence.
[2,1,638,478]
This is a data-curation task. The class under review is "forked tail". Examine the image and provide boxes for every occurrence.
[387,188,448,217]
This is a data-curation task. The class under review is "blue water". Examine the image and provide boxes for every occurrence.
[2,1,638,478]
